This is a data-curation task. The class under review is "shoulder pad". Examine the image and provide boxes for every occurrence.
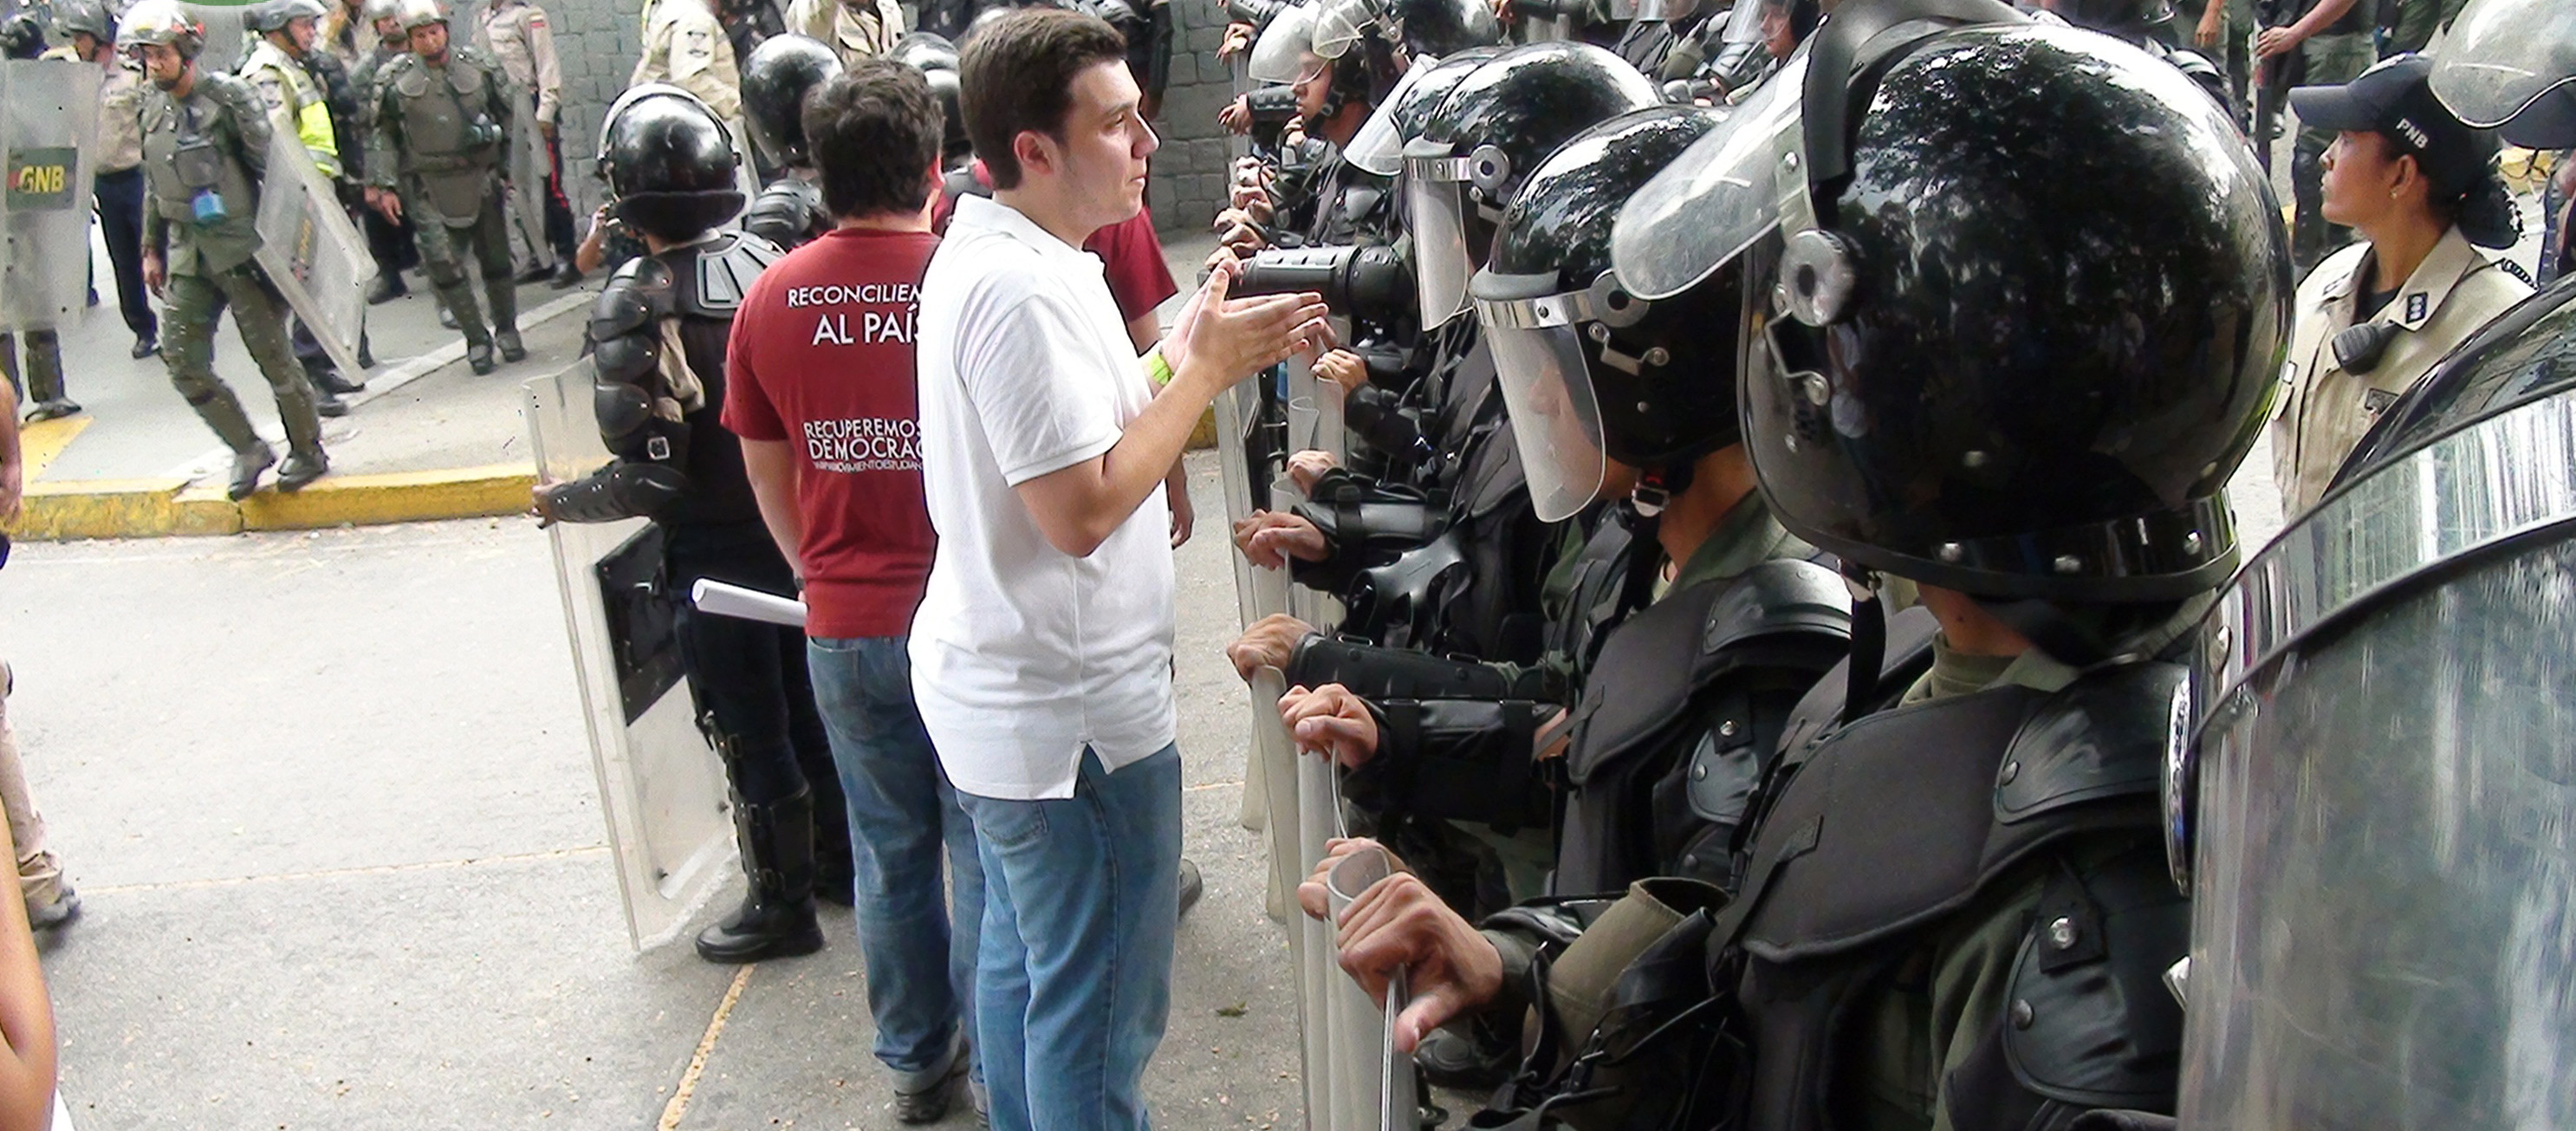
[1567,577,1729,784]
[741,180,824,249]
[1771,604,1939,763]
[2003,840,2189,1107]
[198,70,259,107]
[1993,662,2180,826]
[590,255,678,344]
[1700,557,1852,660]
[666,231,782,317]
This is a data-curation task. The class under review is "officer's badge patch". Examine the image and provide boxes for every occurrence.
[2405,292,2428,322]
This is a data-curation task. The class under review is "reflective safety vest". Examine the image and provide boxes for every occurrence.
[239,40,342,179]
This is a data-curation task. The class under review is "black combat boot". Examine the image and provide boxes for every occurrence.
[227,441,277,501]
[277,444,329,491]
[308,362,365,396]
[495,325,526,364]
[695,789,827,964]
[465,337,496,375]
[549,261,584,289]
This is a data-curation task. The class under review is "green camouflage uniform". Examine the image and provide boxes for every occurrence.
[140,68,325,459]
[367,44,520,349]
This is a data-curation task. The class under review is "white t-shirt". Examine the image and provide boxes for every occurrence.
[908,196,1178,801]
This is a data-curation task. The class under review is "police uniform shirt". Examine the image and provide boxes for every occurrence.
[782,0,906,65]
[2270,226,2531,513]
[42,49,146,172]
[633,0,742,121]
[477,0,563,126]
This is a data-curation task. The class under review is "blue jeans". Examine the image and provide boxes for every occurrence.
[807,636,985,1089]
[958,745,1183,1131]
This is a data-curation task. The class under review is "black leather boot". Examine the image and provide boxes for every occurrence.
[695,789,827,964]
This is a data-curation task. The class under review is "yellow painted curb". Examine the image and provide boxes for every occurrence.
[10,464,534,542]
[16,478,239,541]
[234,463,535,532]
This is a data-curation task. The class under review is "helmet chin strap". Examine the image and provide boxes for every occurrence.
[1840,563,1884,724]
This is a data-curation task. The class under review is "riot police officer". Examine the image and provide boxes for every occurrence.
[1236,43,1661,665]
[1270,102,1853,897]
[1312,8,2288,1127]
[529,86,858,965]
[367,0,522,375]
[737,32,842,250]
[124,0,331,498]
[347,0,422,304]
[240,0,362,417]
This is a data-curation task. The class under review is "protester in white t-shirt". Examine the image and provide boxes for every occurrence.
[909,10,1330,1128]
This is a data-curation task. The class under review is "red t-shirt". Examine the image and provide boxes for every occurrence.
[931,159,1182,324]
[722,227,940,640]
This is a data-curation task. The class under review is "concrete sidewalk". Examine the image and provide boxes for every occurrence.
[13,259,588,541]
[6,454,1307,1131]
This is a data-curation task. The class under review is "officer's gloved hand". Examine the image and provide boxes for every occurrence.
[1280,682,1379,767]
[1226,611,1320,680]
[1298,837,1504,1051]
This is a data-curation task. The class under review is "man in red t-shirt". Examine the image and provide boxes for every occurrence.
[721,60,986,1125]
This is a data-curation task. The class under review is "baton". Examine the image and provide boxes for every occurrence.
[689,579,808,628]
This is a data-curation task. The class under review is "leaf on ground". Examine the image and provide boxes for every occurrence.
[1215,1001,1249,1017]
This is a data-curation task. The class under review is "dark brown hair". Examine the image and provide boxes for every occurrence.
[957,8,1130,190]
[804,60,945,219]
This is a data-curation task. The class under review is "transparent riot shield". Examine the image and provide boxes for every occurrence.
[253,127,376,379]
[1323,846,1418,1131]
[524,361,737,952]
[506,99,552,276]
[0,59,101,334]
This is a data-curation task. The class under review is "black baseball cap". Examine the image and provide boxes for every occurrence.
[2292,53,2501,200]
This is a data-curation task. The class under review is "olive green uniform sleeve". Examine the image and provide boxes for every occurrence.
[364,59,405,190]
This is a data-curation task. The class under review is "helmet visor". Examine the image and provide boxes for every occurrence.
[1405,159,1473,327]
[1610,50,1805,301]
[1314,0,1373,59]
[2428,0,2576,141]
[1476,286,1607,522]
[1345,55,1431,175]
[1249,3,1320,84]
[1719,0,1767,44]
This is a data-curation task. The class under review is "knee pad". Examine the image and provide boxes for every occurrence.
[424,259,468,289]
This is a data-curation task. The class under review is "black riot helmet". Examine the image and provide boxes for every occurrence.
[1615,6,2288,603]
[2429,0,2576,147]
[1402,41,1658,328]
[889,32,971,164]
[1340,44,1500,177]
[889,29,961,72]
[51,0,113,47]
[1470,105,1729,522]
[0,11,44,57]
[741,34,843,169]
[598,84,745,242]
[1385,0,1500,55]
